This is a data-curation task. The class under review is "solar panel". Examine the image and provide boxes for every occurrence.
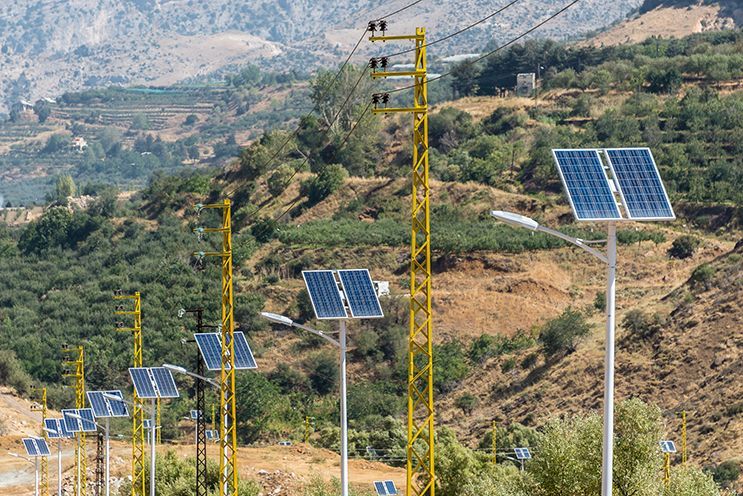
[130,368,158,399]
[45,419,61,439]
[195,333,222,371]
[23,438,40,457]
[302,270,348,319]
[87,391,129,418]
[660,441,677,453]
[605,148,675,221]
[78,409,97,432]
[232,332,258,370]
[58,418,74,438]
[190,410,201,420]
[143,419,153,430]
[373,481,398,496]
[338,269,384,319]
[515,447,532,460]
[151,367,179,398]
[33,438,51,456]
[206,430,219,440]
[553,149,622,221]
[62,409,81,433]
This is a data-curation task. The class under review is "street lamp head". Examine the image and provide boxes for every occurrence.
[490,210,540,231]
[163,363,188,375]
[260,312,294,327]
[177,308,186,318]
[101,392,122,402]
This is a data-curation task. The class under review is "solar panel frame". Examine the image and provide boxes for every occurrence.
[384,481,398,495]
[62,409,82,433]
[78,408,97,432]
[58,417,74,438]
[373,481,387,496]
[232,331,258,370]
[150,367,180,399]
[195,333,223,371]
[130,368,158,399]
[190,410,201,420]
[552,149,623,222]
[604,148,675,221]
[302,270,348,320]
[87,390,129,418]
[143,419,153,430]
[660,441,677,453]
[338,269,384,319]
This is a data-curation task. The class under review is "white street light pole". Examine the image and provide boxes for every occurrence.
[150,400,156,496]
[42,427,63,496]
[490,211,617,496]
[260,312,349,496]
[68,412,113,496]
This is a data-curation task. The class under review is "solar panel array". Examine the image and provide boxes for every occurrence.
[552,148,675,222]
[514,447,532,460]
[23,437,51,457]
[87,390,129,418]
[659,441,677,453]
[62,409,97,433]
[302,270,347,319]
[553,149,622,221]
[373,481,398,496]
[605,148,675,220]
[129,367,180,399]
[195,332,258,371]
[338,270,384,319]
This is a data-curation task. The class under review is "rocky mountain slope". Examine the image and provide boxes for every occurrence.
[0,0,647,112]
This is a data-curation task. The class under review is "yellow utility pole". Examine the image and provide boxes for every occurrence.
[491,421,497,466]
[304,416,313,445]
[156,399,162,444]
[370,26,435,496]
[114,291,145,496]
[63,346,87,496]
[663,452,671,487]
[31,387,50,496]
[194,200,237,496]
[681,411,687,464]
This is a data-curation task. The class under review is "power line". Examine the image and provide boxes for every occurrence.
[381,0,582,95]
[381,0,524,59]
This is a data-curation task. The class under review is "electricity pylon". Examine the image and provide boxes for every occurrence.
[156,399,162,444]
[194,200,237,496]
[63,345,87,496]
[369,26,435,496]
[30,387,50,496]
[114,291,145,496]
[491,421,497,466]
[680,411,687,464]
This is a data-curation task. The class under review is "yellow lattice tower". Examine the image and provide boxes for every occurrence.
[114,291,145,496]
[30,387,49,496]
[156,399,162,444]
[370,27,435,496]
[491,421,497,466]
[63,346,87,496]
[194,200,237,496]
[681,411,687,464]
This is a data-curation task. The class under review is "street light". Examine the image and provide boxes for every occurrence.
[42,425,64,496]
[10,452,38,496]
[491,210,616,491]
[67,412,112,496]
[163,363,220,389]
[261,312,348,493]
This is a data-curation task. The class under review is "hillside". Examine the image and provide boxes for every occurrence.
[0,0,648,113]
[590,0,741,46]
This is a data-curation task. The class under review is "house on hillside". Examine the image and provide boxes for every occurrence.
[71,136,88,152]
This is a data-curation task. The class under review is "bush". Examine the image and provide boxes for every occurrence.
[0,350,33,394]
[455,393,479,414]
[433,341,470,393]
[706,460,740,489]
[306,351,338,395]
[689,263,716,288]
[621,310,665,340]
[593,292,606,312]
[539,308,591,357]
[668,235,700,259]
[300,164,347,205]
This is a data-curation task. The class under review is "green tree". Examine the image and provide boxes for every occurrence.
[53,174,77,203]
[18,206,74,255]
[666,465,724,496]
[306,351,338,395]
[539,308,590,357]
[668,235,700,259]
[33,100,51,123]
[451,61,481,97]
[301,164,347,205]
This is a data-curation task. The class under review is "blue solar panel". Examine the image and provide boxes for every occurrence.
[78,409,97,432]
[58,418,74,438]
[87,391,129,418]
[190,410,201,420]
[33,438,51,456]
[374,482,386,495]
[515,447,532,460]
[302,270,347,319]
[130,368,158,399]
[143,419,153,430]
[232,332,258,370]
[384,481,398,495]
[338,269,384,319]
[553,149,622,221]
[23,438,39,456]
[605,148,675,220]
[151,367,180,398]
[195,333,223,371]
[44,419,61,439]
[373,481,398,496]
[62,409,81,433]
[660,441,677,453]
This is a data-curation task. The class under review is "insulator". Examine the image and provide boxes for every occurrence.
[381,93,390,105]
[115,305,125,311]
[113,289,122,296]
[372,94,381,106]
[368,21,377,33]
[380,57,389,69]
[368,58,378,70]
[116,321,124,328]
[379,20,387,33]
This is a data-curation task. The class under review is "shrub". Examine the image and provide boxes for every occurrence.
[0,350,33,394]
[539,308,591,357]
[300,164,347,205]
[501,357,517,373]
[706,460,741,489]
[668,235,700,259]
[621,310,665,340]
[455,393,479,414]
[689,263,716,288]
[593,292,606,312]
[306,351,338,395]
[251,217,277,243]
[433,341,470,393]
